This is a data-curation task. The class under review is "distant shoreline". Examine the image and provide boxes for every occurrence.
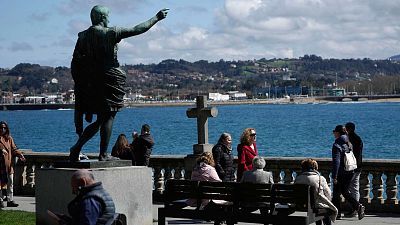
[1,97,399,111]
[125,97,400,108]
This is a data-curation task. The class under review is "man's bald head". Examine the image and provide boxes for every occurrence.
[71,169,96,195]
[90,5,110,26]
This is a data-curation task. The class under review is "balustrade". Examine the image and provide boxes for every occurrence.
[386,172,398,205]
[360,170,370,204]
[13,152,399,213]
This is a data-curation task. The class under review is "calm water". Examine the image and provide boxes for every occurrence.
[1,102,399,159]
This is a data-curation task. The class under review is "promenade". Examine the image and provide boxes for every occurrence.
[5,196,400,225]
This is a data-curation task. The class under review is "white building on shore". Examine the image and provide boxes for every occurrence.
[208,93,230,101]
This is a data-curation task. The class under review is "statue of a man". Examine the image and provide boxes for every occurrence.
[70,5,168,162]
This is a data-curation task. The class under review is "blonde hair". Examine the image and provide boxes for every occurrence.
[197,151,215,167]
[240,128,255,146]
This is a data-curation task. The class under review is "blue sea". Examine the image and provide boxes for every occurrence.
[1,102,399,159]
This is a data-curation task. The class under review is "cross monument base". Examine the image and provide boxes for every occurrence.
[36,166,152,225]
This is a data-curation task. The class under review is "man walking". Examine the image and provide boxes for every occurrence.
[345,122,363,216]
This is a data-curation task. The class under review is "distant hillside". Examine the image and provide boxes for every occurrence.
[1,55,400,96]
[389,54,400,61]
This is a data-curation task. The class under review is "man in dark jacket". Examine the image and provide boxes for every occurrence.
[345,122,363,211]
[55,169,116,225]
[131,124,154,166]
[331,125,364,220]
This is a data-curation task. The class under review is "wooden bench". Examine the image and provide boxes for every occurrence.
[158,179,236,225]
[233,183,328,225]
[158,179,329,225]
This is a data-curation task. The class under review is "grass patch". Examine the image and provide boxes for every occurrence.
[0,210,35,225]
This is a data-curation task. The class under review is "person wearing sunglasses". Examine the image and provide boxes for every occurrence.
[0,121,25,208]
[237,128,258,181]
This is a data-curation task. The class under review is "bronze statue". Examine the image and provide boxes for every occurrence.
[70,5,168,161]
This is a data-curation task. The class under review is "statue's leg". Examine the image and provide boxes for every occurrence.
[98,111,117,159]
[74,109,83,137]
[69,116,102,161]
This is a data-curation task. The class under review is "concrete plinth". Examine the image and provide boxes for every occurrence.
[36,166,152,225]
[53,159,132,168]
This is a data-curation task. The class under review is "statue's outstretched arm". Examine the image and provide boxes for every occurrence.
[120,8,169,39]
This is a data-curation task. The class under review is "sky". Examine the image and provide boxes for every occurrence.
[1,0,400,68]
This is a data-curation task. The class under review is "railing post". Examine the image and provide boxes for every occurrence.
[283,169,294,184]
[174,167,185,180]
[154,167,164,195]
[385,172,398,205]
[271,169,281,183]
[371,171,384,205]
[165,167,174,180]
[25,162,35,189]
[359,170,370,204]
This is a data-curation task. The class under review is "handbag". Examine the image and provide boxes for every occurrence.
[344,150,357,171]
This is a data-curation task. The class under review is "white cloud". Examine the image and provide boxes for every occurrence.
[205,0,400,60]
[5,0,400,68]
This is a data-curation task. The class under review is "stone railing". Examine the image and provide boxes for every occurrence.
[13,151,399,213]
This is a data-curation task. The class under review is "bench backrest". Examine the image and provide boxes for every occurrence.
[272,183,311,212]
[198,181,236,202]
[234,183,274,207]
[163,180,313,213]
[163,179,199,205]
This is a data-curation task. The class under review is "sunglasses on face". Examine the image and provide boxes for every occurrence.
[250,133,257,137]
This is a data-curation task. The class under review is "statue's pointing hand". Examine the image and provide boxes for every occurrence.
[157,8,169,21]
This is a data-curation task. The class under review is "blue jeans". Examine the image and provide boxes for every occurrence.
[349,170,361,201]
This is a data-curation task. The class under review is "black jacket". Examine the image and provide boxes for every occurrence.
[212,142,235,182]
[332,135,353,179]
[131,133,154,166]
[347,132,363,170]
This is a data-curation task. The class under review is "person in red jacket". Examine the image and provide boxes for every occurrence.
[237,128,258,181]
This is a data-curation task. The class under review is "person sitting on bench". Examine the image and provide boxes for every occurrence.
[295,158,338,225]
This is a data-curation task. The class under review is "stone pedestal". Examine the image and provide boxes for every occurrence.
[53,159,132,168]
[193,143,214,155]
[36,166,152,225]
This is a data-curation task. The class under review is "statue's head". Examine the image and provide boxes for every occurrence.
[90,5,110,26]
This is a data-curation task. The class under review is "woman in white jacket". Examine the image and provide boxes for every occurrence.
[295,158,338,225]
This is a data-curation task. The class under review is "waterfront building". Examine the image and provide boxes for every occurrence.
[208,93,229,101]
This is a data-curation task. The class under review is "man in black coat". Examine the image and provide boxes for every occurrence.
[345,122,363,214]
[131,124,154,166]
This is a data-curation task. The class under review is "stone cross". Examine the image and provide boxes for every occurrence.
[186,95,218,154]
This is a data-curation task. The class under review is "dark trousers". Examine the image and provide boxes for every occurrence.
[333,172,360,214]
[315,216,331,225]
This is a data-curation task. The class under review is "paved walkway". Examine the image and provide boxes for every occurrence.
[4,196,400,225]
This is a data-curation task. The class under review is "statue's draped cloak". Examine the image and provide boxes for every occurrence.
[71,25,126,114]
